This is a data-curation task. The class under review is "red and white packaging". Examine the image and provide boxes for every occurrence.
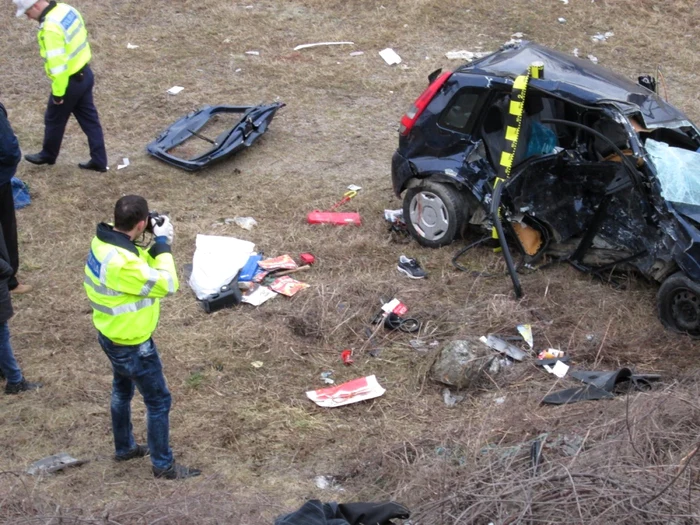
[306,375,386,408]
[381,298,408,316]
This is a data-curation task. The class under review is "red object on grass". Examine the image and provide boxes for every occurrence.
[341,349,354,365]
[307,211,361,226]
[300,253,316,265]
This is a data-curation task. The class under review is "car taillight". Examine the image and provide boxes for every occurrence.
[399,71,452,136]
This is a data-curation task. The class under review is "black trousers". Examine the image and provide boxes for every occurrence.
[0,182,18,290]
[42,65,107,168]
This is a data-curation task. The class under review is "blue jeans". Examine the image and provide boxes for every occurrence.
[98,334,173,470]
[0,321,23,385]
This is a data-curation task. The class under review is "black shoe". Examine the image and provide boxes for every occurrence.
[78,160,108,173]
[115,444,150,462]
[5,379,42,395]
[397,255,427,279]
[24,153,55,166]
[153,462,202,480]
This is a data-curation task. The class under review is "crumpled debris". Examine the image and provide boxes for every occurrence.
[588,54,598,64]
[442,388,465,407]
[27,453,88,475]
[314,475,344,491]
[591,31,614,42]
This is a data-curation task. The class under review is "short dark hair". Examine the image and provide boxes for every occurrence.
[114,195,148,231]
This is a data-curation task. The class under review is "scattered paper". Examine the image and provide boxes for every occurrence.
[245,50,260,55]
[268,276,309,297]
[495,396,506,405]
[320,371,335,385]
[349,51,364,57]
[544,360,570,378]
[127,43,139,49]
[117,157,130,170]
[251,361,264,368]
[572,48,580,57]
[166,86,184,95]
[517,324,533,348]
[588,54,598,64]
[379,48,401,65]
[241,285,277,306]
[259,254,297,271]
[560,0,569,3]
[347,184,362,192]
[558,17,566,23]
[511,32,524,38]
[306,375,386,408]
[293,41,354,51]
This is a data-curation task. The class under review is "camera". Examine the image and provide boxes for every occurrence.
[145,211,165,234]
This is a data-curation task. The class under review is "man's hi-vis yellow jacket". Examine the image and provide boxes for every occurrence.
[38,2,91,97]
[84,223,178,346]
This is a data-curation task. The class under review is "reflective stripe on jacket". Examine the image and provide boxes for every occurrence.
[84,223,178,346]
[38,3,91,97]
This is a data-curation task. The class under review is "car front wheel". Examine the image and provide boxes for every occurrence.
[657,272,700,337]
[403,182,466,248]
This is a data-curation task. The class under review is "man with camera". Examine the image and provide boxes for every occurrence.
[83,195,200,479]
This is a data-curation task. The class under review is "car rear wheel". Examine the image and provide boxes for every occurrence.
[657,272,700,337]
[403,182,466,248]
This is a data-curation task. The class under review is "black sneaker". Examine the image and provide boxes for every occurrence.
[397,255,426,279]
[153,462,201,480]
[115,444,150,462]
[5,379,42,395]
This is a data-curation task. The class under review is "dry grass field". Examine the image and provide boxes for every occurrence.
[2,0,700,523]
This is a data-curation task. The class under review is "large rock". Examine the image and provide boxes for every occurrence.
[430,338,497,389]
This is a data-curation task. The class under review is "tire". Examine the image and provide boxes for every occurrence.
[403,182,467,248]
[657,272,700,338]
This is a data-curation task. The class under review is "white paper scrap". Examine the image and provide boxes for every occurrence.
[544,360,570,378]
[245,50,260,56]
[379,48,401,65]
[347,184,362,192]
[588,54,598,64]
[293,41,354,51]
[349,51,364,56]
[558,17,567,23]
[167,86,184,95]
[117,157,130,170]
[241,285,277,306]
[127,43,139,49]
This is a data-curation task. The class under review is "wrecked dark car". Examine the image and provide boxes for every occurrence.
[147,102,284,171]
[392,41,700,336]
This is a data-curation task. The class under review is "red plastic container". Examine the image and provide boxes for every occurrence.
[307,211,361,226]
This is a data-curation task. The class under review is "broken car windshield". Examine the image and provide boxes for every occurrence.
[646,138,700,206]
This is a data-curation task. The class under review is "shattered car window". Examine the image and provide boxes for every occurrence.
[646,138,700,206]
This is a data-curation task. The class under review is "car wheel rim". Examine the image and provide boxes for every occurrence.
[409,191,449,241]
[670,289,700,334]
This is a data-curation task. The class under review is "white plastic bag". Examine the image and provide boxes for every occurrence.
[188,234,255,300]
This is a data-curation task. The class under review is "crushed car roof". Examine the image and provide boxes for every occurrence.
[461,41,689,127]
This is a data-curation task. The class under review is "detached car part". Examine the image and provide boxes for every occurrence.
[391,41,700,336]
[147,102,284,171]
